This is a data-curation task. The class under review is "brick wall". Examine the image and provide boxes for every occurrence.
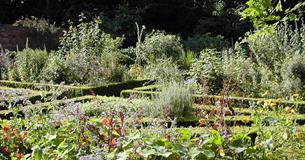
[0,24,62,51]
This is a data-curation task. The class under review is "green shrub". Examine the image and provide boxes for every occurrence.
[39,53,66,83]
[62,52,127,84]
[188,25,305,98]
[145,58,183,84]
[280,52,305,97]
[56,15,127,84]
[245,24,305,98]
[63,51,103,84]
[136,31,183,62]
[59,15,123,57]
[189,49,224,93]
[100,53,127,82]
[14,49,48,82]
[246,24,305,74]
[222,43,258,96]
[128,64,146,80]
[153,82,193,118]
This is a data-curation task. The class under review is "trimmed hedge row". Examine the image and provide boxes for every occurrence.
[120,89,305,110]
[133,85,160,91]
[120,90,160,98]
[193,95,305,109]
[0,79,150,98]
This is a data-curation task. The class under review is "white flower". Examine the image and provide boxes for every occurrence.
[283,132,288,140]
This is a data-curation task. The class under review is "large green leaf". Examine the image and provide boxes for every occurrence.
[138,148,157,158]
[31,146,43,160]
[189,148,215,160]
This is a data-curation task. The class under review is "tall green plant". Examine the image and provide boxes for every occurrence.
[222,43,258,96]
[179,50,195,70]
[136,31,183,63]
[189,49,224,93]
[59,14,123,57]
[14,49,48,82]
[246,24,305,98]
[153,82,193,119]
[57,14,126,84]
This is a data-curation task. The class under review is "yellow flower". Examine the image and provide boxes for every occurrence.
[263,99,272,108]
[258,108,264,113]
[255,144,263,149]
[286,118,293,125]
[242,117,250,124]
[266,152,273,159]
[270,102,277,107]
[285,107,296,113]
[256,100,263,105]
[198,118,206,125]
[262,91,268,97]
[219,148,225,157]
[293,94,299,98]
[284,107,292,113]
[199,118,205,124]
[295,132,304,140]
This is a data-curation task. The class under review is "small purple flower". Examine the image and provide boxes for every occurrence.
[222,131,231,139]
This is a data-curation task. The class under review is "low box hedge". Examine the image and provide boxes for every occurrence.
[193,95,305,110]
[133,85,160,91]
[120,90,160,98]
[120,89,305,111]
[0,79,150,98]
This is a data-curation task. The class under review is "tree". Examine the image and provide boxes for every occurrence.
[240,0,305,28]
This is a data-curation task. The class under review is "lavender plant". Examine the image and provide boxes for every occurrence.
[153,82,193,119]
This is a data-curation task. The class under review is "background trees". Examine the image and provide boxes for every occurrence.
[0,0,251,45]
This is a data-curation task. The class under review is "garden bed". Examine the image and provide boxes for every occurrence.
[0,79,150,98]
[120,88,305,111]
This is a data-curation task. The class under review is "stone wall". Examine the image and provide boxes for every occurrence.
[0,24,61,51]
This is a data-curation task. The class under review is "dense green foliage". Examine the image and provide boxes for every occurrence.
[3,49,49,82]
[0,0,252,44]
[241,0,305,28]
[1,17,305,99]
[136,31,183,63]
